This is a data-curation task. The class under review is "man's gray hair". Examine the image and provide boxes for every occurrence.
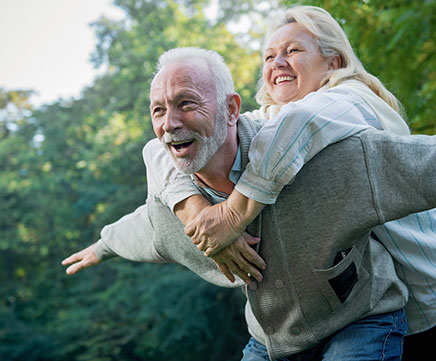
[154,47,235,107]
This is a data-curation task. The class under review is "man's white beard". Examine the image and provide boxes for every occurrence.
[162,108,228,174]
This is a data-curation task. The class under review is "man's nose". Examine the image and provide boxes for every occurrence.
[272,53,287,69]
[162,109,183,133]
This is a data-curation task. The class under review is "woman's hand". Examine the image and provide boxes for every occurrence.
[184,190,266,257]
[211,232,265,284]
[185,199,246,256]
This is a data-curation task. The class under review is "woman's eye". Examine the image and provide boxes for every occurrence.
[288,48,299,54]
[265,54,274,62]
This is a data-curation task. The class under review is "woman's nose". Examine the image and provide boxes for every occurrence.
[272,53,287,69]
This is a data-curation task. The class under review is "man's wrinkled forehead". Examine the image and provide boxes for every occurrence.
[150,60,215,101]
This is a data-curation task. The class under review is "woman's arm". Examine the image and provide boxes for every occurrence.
[185,87,378,254]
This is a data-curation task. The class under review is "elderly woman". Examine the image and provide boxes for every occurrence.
[142,5,436,360]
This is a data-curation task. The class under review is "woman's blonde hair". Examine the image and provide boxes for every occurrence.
[256,5,404,116]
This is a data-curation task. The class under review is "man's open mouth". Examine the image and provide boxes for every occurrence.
[169,139,195,151]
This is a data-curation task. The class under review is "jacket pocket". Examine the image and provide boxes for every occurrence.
[312,246,369,311]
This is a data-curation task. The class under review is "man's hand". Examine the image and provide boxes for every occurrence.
[211,232,265,285]
[61,243,101,275]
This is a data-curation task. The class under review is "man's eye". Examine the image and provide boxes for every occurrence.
[181,101,195,110]
[152,107,164,116]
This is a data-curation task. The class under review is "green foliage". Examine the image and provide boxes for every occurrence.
[0,0,434,360]
[48,263,246,361]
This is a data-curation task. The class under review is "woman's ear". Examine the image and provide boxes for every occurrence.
[328,55,342,70]
[227,93,241,126]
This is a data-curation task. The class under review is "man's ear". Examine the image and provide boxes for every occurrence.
[227,93,241,127]
[328,55,342,70]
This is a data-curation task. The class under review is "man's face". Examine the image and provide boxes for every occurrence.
[150,61,227,174]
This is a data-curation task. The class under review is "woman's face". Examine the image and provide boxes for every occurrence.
[263,22,335,106]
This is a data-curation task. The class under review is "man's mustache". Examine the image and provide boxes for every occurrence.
[162,130,201,143]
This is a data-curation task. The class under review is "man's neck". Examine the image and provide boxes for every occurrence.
[194,128,238,194]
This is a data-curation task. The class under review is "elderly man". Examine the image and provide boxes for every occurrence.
[63,48,436,360]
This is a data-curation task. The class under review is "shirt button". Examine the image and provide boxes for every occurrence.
[265,326,275,335]
[274,279,284,288]
[249,282,258,291]
[291,326,301,335]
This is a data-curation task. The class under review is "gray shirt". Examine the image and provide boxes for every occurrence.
[95,115,436,359]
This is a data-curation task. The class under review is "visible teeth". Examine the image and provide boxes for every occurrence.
[170,139,193,145]
[275,76,295,84]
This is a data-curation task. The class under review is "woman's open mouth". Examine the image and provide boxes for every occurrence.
[275,75,296,85]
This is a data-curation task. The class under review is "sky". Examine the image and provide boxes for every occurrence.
[0,0,125,106]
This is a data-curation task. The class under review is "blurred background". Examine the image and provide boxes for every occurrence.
[0,0,435,360]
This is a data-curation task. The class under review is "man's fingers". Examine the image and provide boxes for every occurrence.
[62,246,100,275]
[61,252,82,266]
[66,262,82,275]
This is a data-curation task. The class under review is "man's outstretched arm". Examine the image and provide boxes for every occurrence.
[361,130,436,224]
[61,204,165,275]
[60,200,265,284]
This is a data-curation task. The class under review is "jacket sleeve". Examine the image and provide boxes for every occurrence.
[361,129,436,224]
[142,138,201,211]
[235,87,374,204]
[94,204,167,263]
